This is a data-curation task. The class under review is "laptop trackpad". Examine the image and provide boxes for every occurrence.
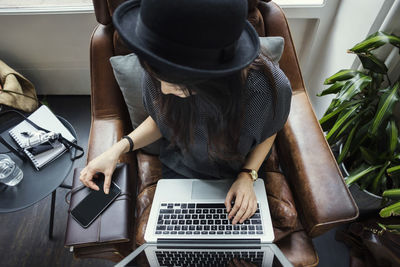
[191,180,232,199]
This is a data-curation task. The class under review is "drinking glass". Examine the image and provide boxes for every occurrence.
[0,154,23,186]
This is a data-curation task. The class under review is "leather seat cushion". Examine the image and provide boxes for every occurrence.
[266,171,298,230]
[136,151,162,195]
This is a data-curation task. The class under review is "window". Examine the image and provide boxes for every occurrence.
[275,0,324,5]
[0,0,92,8]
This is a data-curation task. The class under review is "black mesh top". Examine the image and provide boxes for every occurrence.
[142,53,292,179]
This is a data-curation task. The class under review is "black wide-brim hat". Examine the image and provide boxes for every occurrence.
[113,0,260,79]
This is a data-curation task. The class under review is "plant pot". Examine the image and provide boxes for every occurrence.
[338,144,383,215]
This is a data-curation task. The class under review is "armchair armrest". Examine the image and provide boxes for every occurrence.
[87,116,137,183]
[275,91,359,238]
[90,24,131,121]
[86,118,132,160]
[88,22,137,188]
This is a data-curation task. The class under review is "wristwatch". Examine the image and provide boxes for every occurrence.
[122,135,135,152]
[240,168,258,182]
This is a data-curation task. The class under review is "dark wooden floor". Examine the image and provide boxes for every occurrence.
[0,96,112,267]
[0,95,350,267]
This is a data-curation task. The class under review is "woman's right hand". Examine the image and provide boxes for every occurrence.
[79,147,120,194]
[79,116,162,194]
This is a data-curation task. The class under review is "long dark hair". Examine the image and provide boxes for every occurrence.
[139,52,278,163]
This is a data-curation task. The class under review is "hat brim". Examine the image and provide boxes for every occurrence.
[113,0,260,78]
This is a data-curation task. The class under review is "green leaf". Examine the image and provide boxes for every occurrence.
[387,165,400,176]
[349,31,400,53]
[371,161,391,194]
[369,82,400,137]
[377,151,390,162]
[383,189,400,200]
[386,118,399,156]
[383,224,400,230]
[336,108,369,139]
[319,99,364,131]
[358,53,388,74]
[320,75,371,132]
[324,69,361,85]
[321,99,340,120]
[317,81,347,96]
[378,223,400,235]
[382,175,389,192]
[360,170,377,190]
[336,74,372,103]
[345,164,382,186]
[337,121,360,164]
[378,223,387,230]
[326,104,361,143]
[349,121,373,155]
[360,146,377,165]
[379,201,400,218]
[371,73,385,90]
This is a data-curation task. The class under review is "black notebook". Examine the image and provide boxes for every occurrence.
[8,105,75,170]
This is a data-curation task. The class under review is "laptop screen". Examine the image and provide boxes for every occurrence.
[122,244,285,267]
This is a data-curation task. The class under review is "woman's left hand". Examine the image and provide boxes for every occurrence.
[224,172,257,225]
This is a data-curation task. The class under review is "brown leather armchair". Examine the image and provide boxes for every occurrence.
[83,0,359,266]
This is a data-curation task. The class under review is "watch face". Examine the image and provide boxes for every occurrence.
[250,170,258,180]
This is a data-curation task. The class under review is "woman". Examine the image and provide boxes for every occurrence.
[79,0,292,226]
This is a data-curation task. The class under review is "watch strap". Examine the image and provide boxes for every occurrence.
[122,135,134,152]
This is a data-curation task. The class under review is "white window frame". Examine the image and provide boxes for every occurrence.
[0,0,325,15]
[0,3,94,15]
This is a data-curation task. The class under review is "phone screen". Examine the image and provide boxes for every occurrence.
[71,178,121,228]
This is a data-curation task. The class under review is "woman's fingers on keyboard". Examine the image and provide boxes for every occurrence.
[228,194,243,221]
[232,197,249,225]
[224,191,234,212]
[240,198,256,223]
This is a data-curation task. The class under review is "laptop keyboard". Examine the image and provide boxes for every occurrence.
[155,203,263,236]
[155,249,264,266]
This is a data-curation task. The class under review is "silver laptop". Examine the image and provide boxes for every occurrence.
[145,178,274,243]
[115,242,293,266]
[115,178,293,267]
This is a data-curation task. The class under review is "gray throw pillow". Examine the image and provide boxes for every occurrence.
[109,54,161,155]
[259,36,284,64]
[109,36,284,155]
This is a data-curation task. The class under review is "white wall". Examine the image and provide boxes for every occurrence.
[0,12,97,95]
[304,0,392,119]
[287,18,318,65]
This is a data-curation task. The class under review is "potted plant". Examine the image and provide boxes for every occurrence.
[317,31,400,218]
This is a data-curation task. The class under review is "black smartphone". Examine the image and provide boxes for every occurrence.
[71,177,121,228]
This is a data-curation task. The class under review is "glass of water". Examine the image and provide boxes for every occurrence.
[0,154,23,186]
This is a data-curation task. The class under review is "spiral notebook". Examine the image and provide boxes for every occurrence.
[8,105,75,170]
